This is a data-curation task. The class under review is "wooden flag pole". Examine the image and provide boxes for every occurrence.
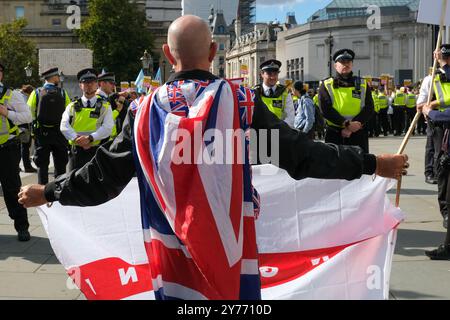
[395,0,448,207]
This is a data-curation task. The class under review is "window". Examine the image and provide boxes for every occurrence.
[382,43,389,56]
[52,19,62,26]
[15,6,24,19]
[316,44,325,58]
[352,41,364,54]
[218,26,225,34]
[219,43,225,51]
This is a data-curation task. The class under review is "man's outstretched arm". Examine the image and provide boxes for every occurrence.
[19,109,137,208]
[252,96,407,180]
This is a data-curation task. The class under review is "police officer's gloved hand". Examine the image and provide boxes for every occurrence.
[375,154,409,179]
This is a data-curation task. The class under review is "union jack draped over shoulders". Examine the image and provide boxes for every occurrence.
[132,79,261,299]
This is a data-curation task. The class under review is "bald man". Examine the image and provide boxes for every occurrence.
[18,15,408,300]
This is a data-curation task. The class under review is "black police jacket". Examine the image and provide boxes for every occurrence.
[44,70,376,206]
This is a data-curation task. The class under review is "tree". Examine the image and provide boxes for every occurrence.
[77,0,154,82]
[0,19,40,88]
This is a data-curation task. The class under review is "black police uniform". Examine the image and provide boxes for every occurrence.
[319,49,375,153]
[32,67,69,185]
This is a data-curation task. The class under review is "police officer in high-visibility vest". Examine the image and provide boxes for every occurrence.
[60,68,114,171]
[27,67,71,184]
[377,87,390,136]
[392,86,407,136]
[0,62,33,241]
[405,88,417,134]
[418,44,450,260]
[319,49,374,153]
[417,44,450,230]
[96,71,125,140]
[368,88,380,138]
[253,59,295,127]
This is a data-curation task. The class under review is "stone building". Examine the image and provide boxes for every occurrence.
[276,0,433,87]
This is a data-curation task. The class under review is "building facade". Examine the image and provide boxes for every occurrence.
[276,0,433,87]
[181,0,238,25]
[209,10,230,78]
[146,0,182,82]
[226,22,283,87]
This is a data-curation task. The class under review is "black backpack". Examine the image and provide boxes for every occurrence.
[36,87,66,126]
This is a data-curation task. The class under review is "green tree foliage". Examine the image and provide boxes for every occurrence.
[0,19,40,88]
[77,0,154,82]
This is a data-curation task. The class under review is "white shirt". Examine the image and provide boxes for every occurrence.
[60,94,114,142]
[417,74,433,105]
[0,82,32,140]
[262,83,295,127]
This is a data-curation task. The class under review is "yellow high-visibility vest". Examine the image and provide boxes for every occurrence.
[0,89,19,144]
[68,98,110,146]
[323,77,368,127]
[433,74,450,111]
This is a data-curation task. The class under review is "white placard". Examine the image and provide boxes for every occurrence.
[417,0,450,26]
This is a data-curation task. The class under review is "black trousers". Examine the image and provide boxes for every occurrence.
[378,108,390,135]
[68,146,99,171]
[425,125,435,178]
[432,126,446,217]
[21,139,33,168]
[0,140,29,232]
[33,132,68,185]
[325,126,369,153]
[436,154,450,245]
[405,108,417,133]
[392,106,405,135]
[417,114,427,135]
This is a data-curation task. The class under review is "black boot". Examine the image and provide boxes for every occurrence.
[425,244,450,260]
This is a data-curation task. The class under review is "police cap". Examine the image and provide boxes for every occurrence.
[77,68,98,83]
[98,71,116,83]
[41,67,60,79]
[333,49,355,63]
[441,44,450,57]
[260,59,282,72]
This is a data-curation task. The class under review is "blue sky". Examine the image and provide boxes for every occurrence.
[255,0,332,24]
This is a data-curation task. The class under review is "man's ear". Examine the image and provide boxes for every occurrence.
[163,44,176,66]
[208,42,218,63]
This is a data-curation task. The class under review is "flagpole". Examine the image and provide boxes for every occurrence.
[395,0,448,207]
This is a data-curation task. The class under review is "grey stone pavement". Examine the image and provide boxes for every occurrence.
[0,135,449,300]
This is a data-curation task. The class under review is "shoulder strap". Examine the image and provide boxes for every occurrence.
[0,85,7,100]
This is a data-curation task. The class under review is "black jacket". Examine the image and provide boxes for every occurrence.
[319,72,375,128]
[44,70,376,206]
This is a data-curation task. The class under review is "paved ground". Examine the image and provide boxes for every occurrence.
[0,135,449,300]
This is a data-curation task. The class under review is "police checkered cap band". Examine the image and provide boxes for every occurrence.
[262,62,280,71]
[335,51,353,62]
[442,46,450,55]
[43,70,60,78]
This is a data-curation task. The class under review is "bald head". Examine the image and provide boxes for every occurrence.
[164,15,216,72]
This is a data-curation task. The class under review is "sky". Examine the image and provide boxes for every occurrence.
[255,0,333,24]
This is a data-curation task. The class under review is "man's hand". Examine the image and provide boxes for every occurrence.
[375,154,409,179]
[348,121,362,133]
[75,135,91,148]
[417,103,425,113]
[422,104,433,116]
[341,128,352,138]
[0,104,9,117]
[18,184,47,208]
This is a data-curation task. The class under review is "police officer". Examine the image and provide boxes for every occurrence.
[253,59,295,127]
[0,62,32,241]
[319,49,374,153]
[377,87,390,136]
[27,67,71,184]
[417,44,450,230]
[97,71,125,140]
[405,88,417,134]
[60,68,114,170]
[392,86,406,136]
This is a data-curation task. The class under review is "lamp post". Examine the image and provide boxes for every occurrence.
[324,32,334,78]
[162,60,166,83]
[140,50,153,77]
[24,62,32,82]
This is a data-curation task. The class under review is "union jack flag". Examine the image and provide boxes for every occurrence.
[133,79,260,300]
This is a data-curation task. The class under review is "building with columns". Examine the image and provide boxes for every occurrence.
[276,0,433,87]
